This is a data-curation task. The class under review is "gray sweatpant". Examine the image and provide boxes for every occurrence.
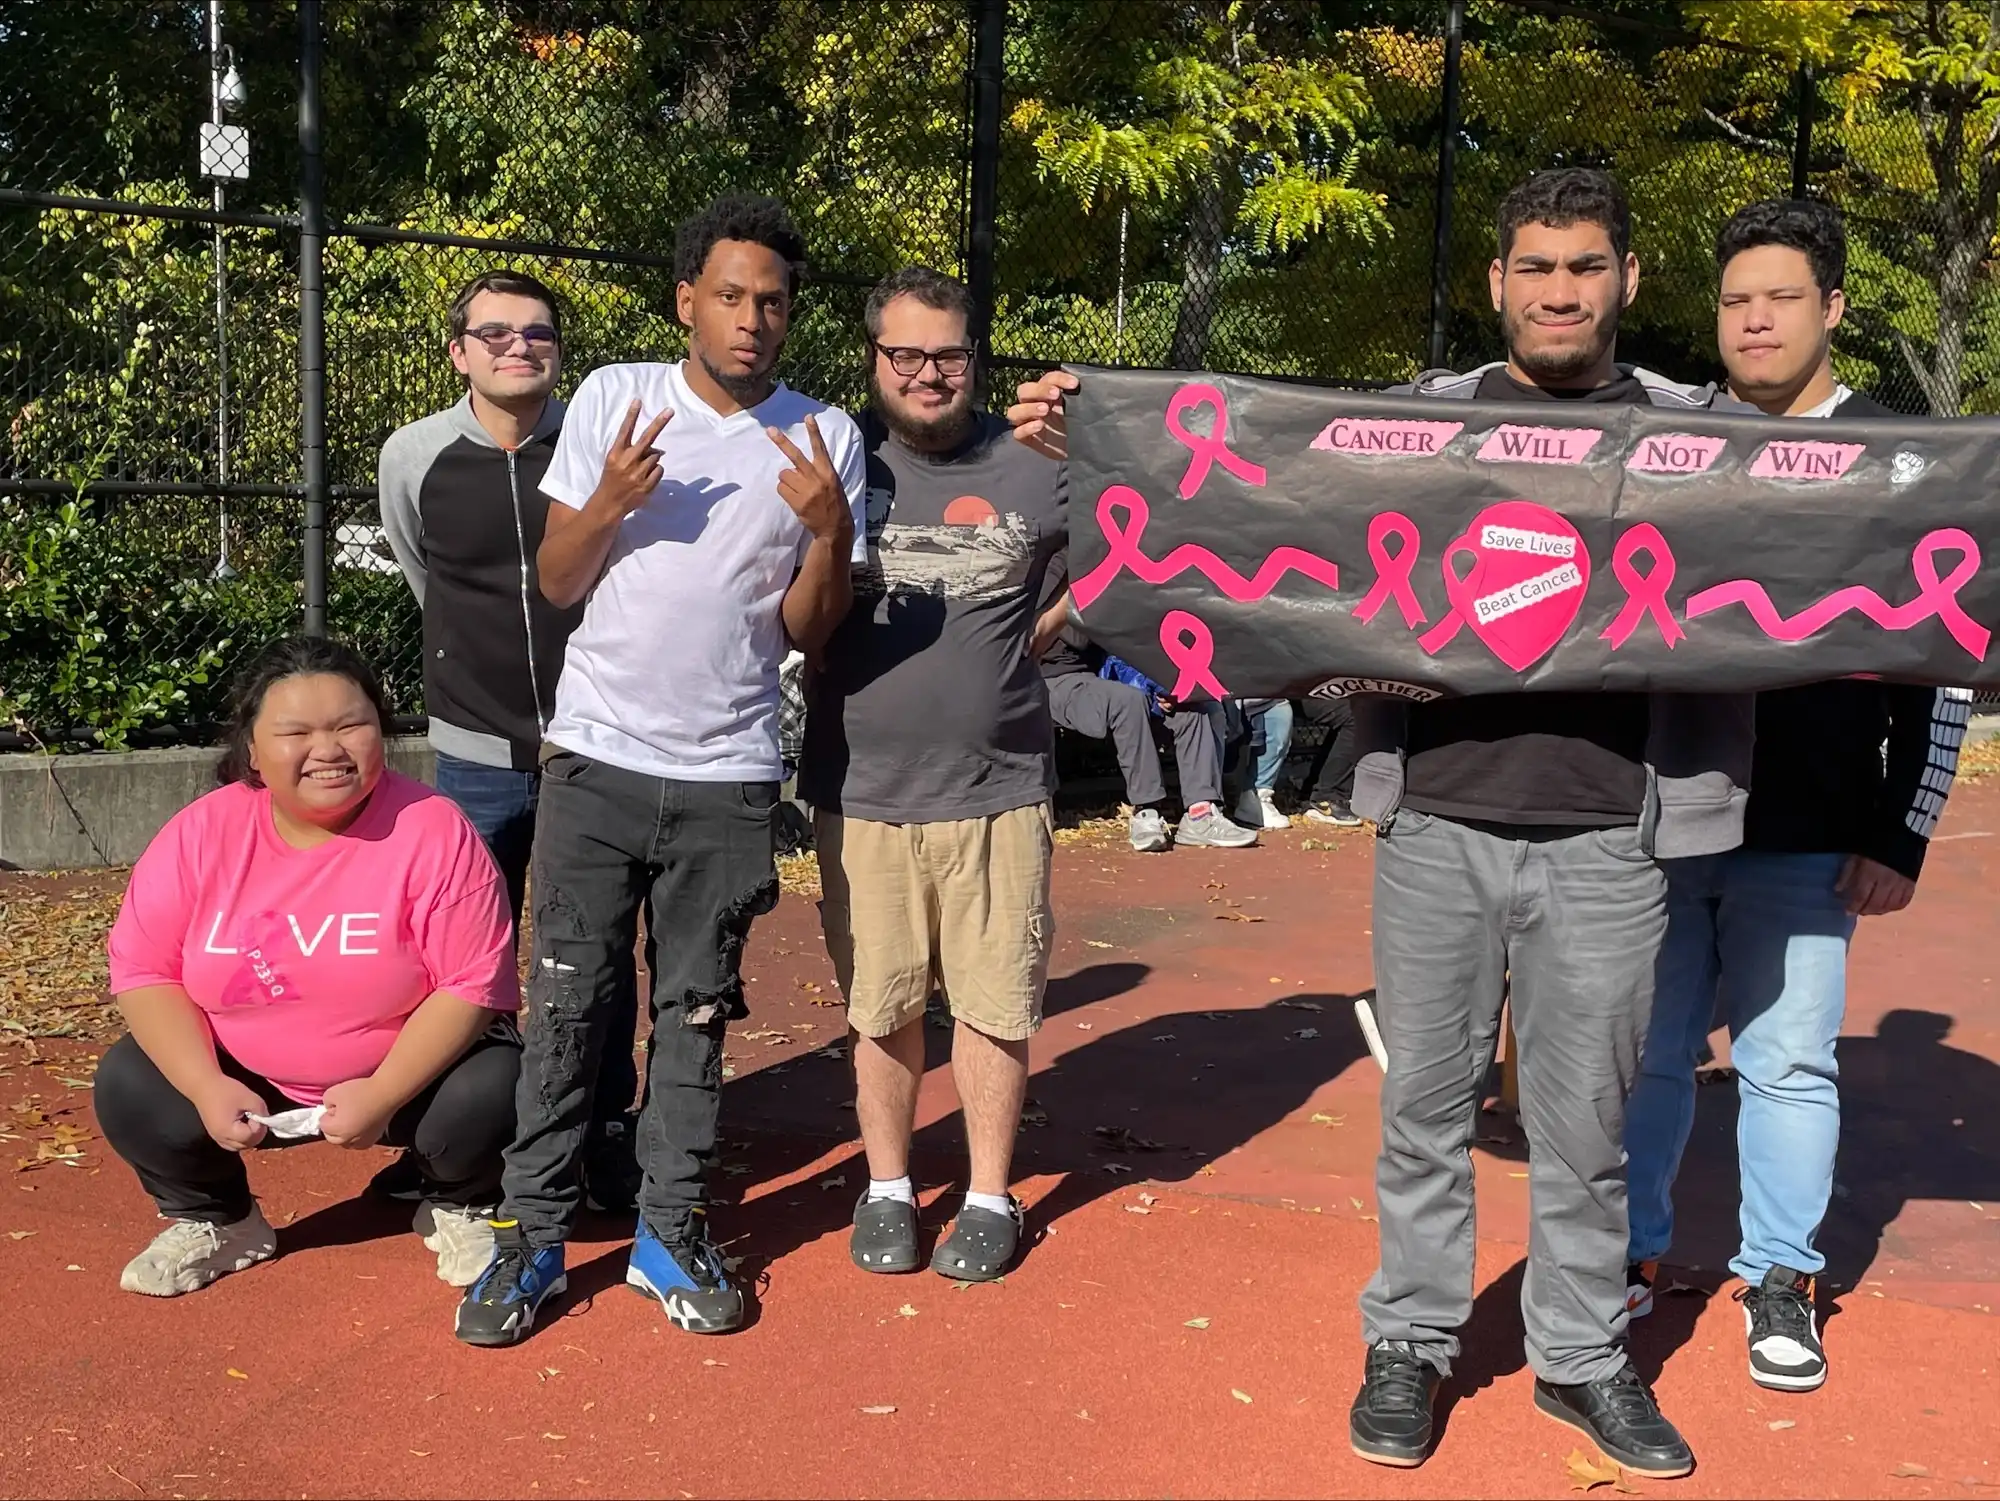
[1045,672,1223,806]
[1358,809,1667,1385]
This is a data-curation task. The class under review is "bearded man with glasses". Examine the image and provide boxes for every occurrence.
[379,269,644,1221]
[798,266,1071,1282]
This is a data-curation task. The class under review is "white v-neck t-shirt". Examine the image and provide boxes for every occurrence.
[539,360,867,781]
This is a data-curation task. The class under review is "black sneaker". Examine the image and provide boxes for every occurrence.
[1304,796,1364,828]
[583,1115,643,1214]
[1533,1365,1694,1479]
[1738,1266,1826,1392]
[366,1152,426,1202]
[1348,1344,1441,1467]
[851,1194,921,1274]
[929,1198,1023,1282]
[453,1221,568,1348]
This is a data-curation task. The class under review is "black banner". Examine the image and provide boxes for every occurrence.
[1064,366,2000,700]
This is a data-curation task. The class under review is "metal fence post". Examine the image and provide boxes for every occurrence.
[298,0,328,637]
[1426,0,1466,372]
[1791,59,1815,200]
[966,0,1006,353]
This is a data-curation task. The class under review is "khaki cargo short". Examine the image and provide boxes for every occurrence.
[814,802,1055,1042]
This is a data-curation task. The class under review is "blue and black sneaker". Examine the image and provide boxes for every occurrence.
[626,1211,744,1334]
[453,1220,567,1347]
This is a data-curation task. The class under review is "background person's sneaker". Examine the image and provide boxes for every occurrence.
[1128,807,1170,852]
[1627,1258,1660,1319]
[627,1215,745,1333]
[1232,787,1291,830]
[1738,1266,1827,1391]
[583,1114,644,1214]
[416,1202,497,1287]
[1533,1365,1694,1478]
[1349,1343,1441,1467]
[454,1222,567,1347]
[119,1206,276,1297]
[1175,802,1258,848]
[1304,797,1364,827]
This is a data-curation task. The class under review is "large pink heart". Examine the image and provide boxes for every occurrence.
[1440,501,1591,672]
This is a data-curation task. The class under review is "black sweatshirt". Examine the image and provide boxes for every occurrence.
[1739,391,1969,879]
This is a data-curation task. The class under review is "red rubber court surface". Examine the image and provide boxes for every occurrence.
[3,789,1997,1500]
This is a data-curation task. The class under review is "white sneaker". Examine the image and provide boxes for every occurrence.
[417,1203,498,1287]
[120,1205,277,1297]
[1233,787,1291,830]
[1128,807,1170,853]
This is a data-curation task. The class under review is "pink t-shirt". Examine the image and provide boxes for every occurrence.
[108,769,520,1105]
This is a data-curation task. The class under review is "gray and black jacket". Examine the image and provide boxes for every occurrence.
[1349,361,1757,858]
[378,394,580,772]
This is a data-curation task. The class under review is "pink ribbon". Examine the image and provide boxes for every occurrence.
[1160,610,1228,699]
[1069,485,1339,611]
[1165,382,1268,499]
[1352,511,1427,627]
[1684,527,1990,661]
[1601,524,1686,648]
[1415,541,1476,655]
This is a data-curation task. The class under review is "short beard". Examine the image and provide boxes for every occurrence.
[1502,294,1621,385]
[697,347,777,408]
[870,367,976,452]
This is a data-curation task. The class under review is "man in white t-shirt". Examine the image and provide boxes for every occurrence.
[456,195,867,1347]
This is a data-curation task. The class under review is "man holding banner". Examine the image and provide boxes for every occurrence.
[1622,198,1969,1394]
[1008,166,1741,1479]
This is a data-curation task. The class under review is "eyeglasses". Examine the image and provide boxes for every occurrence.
[873,341,975,379]
[462,322,559,354]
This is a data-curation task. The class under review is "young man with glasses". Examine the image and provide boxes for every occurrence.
[454,197,868,1346]
[800,266,1070,1282]
[379,269,642,1217]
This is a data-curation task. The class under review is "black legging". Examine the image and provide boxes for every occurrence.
[94,1029,520,1224]
[1293,695,1360,802]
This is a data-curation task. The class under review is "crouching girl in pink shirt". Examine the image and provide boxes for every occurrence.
[96,636,522,1297]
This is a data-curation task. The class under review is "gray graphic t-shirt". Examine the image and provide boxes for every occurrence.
[800,410,1068,822]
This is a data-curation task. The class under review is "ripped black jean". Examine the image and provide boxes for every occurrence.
[498,748,778,1248]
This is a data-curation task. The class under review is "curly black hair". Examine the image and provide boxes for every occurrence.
[673,194,808,295]
[1496,167,1630,262]
[214,635,389,787]
[1716,198,1845,295]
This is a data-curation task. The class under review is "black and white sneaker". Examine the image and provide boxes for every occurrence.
[1626,1259,1659,1320]
[1738,1266,1826,1392]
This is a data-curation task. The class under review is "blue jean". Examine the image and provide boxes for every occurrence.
[435,750,639,1129]
[1249,700,1294,792]
[1624,851,1856,1282]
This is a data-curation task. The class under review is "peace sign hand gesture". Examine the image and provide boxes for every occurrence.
[766,415,853,543]
[589,400,674,519]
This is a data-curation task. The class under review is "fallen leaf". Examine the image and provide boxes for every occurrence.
[1093,1125,1166,1153]
[1310,1113,1344,1126]
[897,1304,918,1318]
[1151,1033,1177,1042]
[1214,912,1266,923]
[226,1368,249,1380]
[1139,1191,1159,1206]
[1185,1317,1211,1329]
[1565,1447,1622,1490]
[820,1174,848,1190]
[1124,1205,1151,1215]
[1292,1027,1320,1040]
[6,1230,34,1239]
[1020,1101,1049,1127]
[1891,1463,1931,1479]
[542,1432,567,1441]
[1349,1197,1364,1211]
[1075,1022,1093,1031]
[1083,939,1113,949]
[1768,1419,1797,1431]
[859,1405,898,1415]
[1231,1388,1253,1404]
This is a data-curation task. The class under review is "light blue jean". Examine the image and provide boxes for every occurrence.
[1249,699,1293,791]
[1624,851,1856,1282]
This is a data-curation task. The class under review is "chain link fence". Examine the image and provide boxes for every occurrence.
[4,0,1994,748]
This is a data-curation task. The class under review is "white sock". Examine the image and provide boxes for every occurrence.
[963,1189,1014,1217]
[865,1175,915,1205]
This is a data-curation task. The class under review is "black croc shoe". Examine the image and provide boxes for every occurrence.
[929,1198,1023,1282]
[850,1195,921,1274]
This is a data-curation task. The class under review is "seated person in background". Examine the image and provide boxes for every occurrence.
[1035,568,1256,852]
[1292,693,1364,827]
[95,635,523,1298]
[1233,698,1294,830]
